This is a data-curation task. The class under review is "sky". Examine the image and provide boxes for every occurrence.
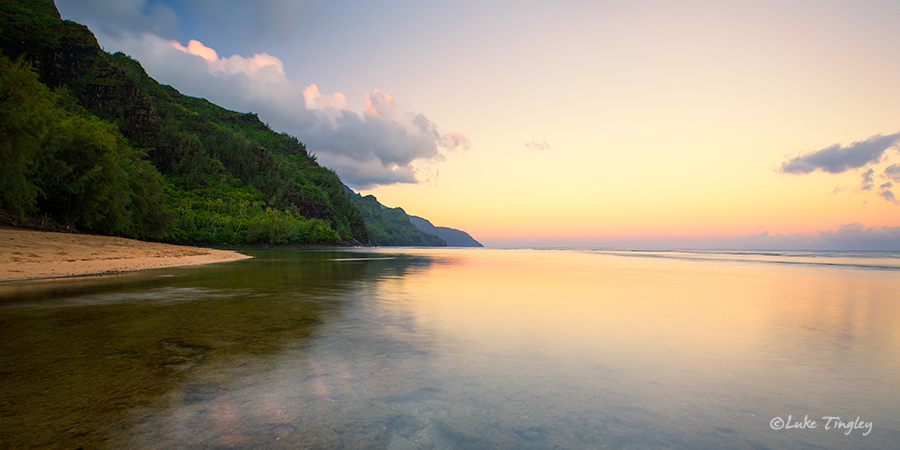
[56,0,900,249]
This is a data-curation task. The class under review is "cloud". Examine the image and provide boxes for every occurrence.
[56,1,469,189]
[884,163,900,182]
[315,154,418,186]
[780,132,900,174]
[300,89,469,189]
[860,168,875,191]
[719,223,900,250]
[112,33,300,117]
[879,182,898,204]
[302,84,348,111]
[713,223,900,250]
[171,39,285,79]
[442,133,470,151]
[499,223,900,250]
[813,223,900,249]
[525,140,550,151]
[107,34,466,189]
[172,39,217,61]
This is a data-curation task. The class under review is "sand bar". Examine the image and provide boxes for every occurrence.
[0,228,251,282]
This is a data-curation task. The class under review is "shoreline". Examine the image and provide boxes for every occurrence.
[0,228,252,283]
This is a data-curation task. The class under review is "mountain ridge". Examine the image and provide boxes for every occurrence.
[345,189,446,246]
[1,0,480,249]
[1,0,368,245]
[408,215,483,247]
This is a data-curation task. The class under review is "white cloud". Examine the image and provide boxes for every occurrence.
[302,84,348,111]
[300,89,469,189]
[83,30,466,190]
[170,39,286,83]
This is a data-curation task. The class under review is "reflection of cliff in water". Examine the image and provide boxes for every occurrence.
[0,249,440,449]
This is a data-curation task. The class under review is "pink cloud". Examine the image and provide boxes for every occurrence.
[303,84,349,110]
[366,89,406,121]
[171,39,217,61]
[126,36,468,189]
[171,38,284,77]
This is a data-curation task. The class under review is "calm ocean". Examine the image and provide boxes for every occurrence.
[1,248,898,449]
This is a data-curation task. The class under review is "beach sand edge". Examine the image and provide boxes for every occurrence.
[0,228,252,282]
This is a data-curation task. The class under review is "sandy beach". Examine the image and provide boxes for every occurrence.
[0,228,251,282]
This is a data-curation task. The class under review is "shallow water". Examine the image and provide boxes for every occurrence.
[1,248,898,449]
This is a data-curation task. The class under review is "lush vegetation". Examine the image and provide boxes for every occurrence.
[350,193,446,246]
[0,55,170,237]
[408,215,482,247]
[0,0,367,245]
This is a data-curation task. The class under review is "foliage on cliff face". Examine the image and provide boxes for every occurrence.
[0,0,367,245]
[349,193,446,246]
[0,55,171,237]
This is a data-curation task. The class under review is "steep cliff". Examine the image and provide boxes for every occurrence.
[348,193,447,246]
[0,0,368,245]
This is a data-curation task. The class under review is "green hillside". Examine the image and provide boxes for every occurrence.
[0,0,368,246]
[349,192,446,246]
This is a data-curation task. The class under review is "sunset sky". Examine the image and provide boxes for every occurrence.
[57,0,900,249]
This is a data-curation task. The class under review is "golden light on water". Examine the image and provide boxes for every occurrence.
[2,248,899,448]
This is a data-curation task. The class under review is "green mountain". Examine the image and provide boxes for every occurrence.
[408,215,483,247]
[0,0,367,246]
[348,191,447,246]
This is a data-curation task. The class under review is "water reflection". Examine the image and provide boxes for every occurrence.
[1,248,899,449]
[0,249,436,449]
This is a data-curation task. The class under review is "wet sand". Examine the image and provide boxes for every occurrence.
[0,228,251,282]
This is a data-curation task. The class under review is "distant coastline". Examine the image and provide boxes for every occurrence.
[0,228,251,282]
